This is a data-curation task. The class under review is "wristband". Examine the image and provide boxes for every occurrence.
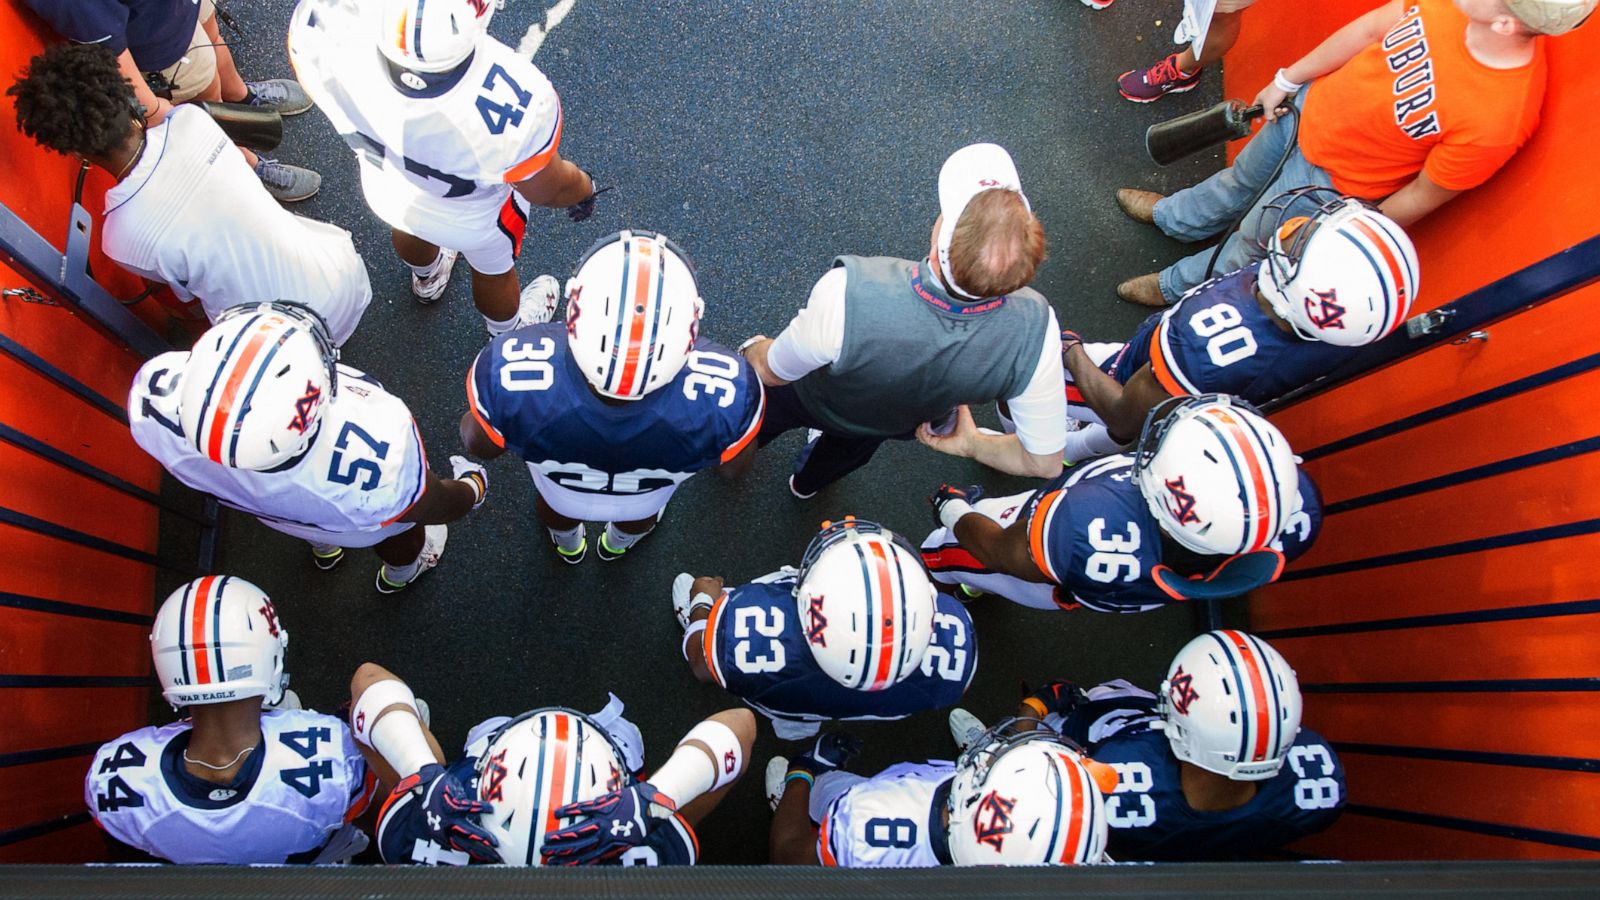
[938,498,974,531]
[457,472,487,507]
[784,770,815,787]
[1273,68,1303,94]
[737,336,764,355]
[1021,696,1050,720]
[681,620,706,661]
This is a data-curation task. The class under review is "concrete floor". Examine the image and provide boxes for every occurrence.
[163,0,1234,864]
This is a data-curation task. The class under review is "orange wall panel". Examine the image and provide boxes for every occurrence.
[1342,754,1600,840]
[0,687,149,756]
[1307,693,1600,761]
[0,756,91,832]
[1292,814,1600,862]
[1280,615,1600,684]
[0,607,150,678]
[0,821,104,864]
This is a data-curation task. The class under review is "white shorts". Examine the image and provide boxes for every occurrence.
[359,166,531,276]
[256,515,415,549]
[531,467,679,522]
[920,492,1059,611]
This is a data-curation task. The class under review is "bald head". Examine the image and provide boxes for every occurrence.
[946,189,1047,298]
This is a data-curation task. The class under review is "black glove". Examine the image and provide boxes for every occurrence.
[541,781,677,865]
[393,763,498,863]
[566,169,611,222]
[789,732,863,779]
[930,483,985,531]
[1020,679,1089,719]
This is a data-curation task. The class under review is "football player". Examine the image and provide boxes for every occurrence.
[346,663,754,866]
[947,630,1345,860]
[85,576,372,864]
[767,727,1113,866]
[922,395,1321,613]
[1042,191,1417,464]
[460,231,764,563]
[288,0,601,334]
[676,517,977,741]
[128,303,488,592]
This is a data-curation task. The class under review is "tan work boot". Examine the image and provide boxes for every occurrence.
[1115,188,1164,225]
[1117,273,1170,308]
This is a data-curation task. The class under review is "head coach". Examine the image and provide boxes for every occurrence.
[741,144,1067,499]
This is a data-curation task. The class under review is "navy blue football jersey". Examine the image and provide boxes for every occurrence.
[1109,264,1351,402]
[703,572,977,725]
[468,324,763,494]
[1025,456,1322,613]
[377,755,697,867]
[1062,689,1344,861]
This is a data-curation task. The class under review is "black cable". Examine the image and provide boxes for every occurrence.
[1203,101,1299,281]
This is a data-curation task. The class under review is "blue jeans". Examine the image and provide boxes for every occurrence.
[1153,86,1334,301]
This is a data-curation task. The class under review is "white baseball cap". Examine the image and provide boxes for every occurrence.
[1505,0,1595,34]
[935,143,1032,300]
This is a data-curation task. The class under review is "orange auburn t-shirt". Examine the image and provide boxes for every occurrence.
[1299,0,1547,199]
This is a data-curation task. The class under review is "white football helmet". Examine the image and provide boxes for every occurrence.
[794,518,937,691]
[150,576,288,708]
[1134,394,1300,557]
[1257,188,1419,347]
[946,723,1112,866]
[474,708,634,866]
[565,230,704,400]
[179,302,338,471]
[375,0,500,74]
[1156,630,1303,781]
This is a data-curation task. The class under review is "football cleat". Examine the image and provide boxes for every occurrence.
[375,525,447,594]
[948,708,987,753]
[765,757,789,812]
[671,573,715,630]
[554,536,588,565]
[516,274,561,327]
[311,546,345,571]
[411,249,459,304]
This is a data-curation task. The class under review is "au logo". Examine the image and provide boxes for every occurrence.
[805,595,828,647]
[286,380,322,434]
[465,0,491,16]
[1304,289,1347,330]
[1168,666,1200,716]
[480,749,510,802]
[1164,476,1201,526]
[973,790,1016,851]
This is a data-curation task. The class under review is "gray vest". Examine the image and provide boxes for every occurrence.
[790,256,1053,439]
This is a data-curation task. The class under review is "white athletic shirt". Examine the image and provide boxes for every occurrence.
[129,353,428,537]
[288,0,563,229]
[84,709,371,864]
[100,105,372,346]
[818,761,955,868]
[766,267,1068,454]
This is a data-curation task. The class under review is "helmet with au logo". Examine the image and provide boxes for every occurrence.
[1256,187,1418,347]
[375,0,500,74]
[474,708,634,866]
[794,518,937,691]
[1133,394,1300,557]
[150,576,288,708]
[1157,630,1303,781]
[945,722,1113,865]
[179,302,339,471]
[565,230,704,400]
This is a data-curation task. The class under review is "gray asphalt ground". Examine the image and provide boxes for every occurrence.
[157,0,1233,865]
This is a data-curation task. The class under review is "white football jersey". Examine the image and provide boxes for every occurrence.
[819,762,956,868]
[84,709,372,864]
[288,0,563,229]
[100,105,372,347]
[129,354,428,538]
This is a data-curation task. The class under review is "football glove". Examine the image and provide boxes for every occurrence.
[450,455,489,509]
[788,732,863,779]
[394,762,498,863]
[541,781,677,865]
[930,483,984,531]
[1020,678,1089,719]
[566,169,611,222]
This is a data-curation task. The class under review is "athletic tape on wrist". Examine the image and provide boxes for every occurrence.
[938,498,974,531]
[681,621,707,661]
[458,472,486,505]
[350,679,417,747]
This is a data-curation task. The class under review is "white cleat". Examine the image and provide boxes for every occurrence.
[411,249,459,304]
[949,707,988,753]
[766,756,790,812]
[376,525,448,594]
[517,274,561,326]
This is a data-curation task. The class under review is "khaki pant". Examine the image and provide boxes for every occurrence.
[154,0,219,102]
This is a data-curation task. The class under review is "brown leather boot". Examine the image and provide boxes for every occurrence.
[1115,188,1164,225]
[1116,273,1170,308]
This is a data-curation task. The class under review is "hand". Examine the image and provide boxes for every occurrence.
[566,169,610,222]
[144,97,174,127]
[395,762,498,863]
[1254,82,1293,123]
[450,455,489,509]
[672,573,721,629]
[930,483,984,531]
[916,405,979,458]
[1021,679,1089,719]
[1060,329,1083,356]
[541,781,677,865]
[789,732,863,778]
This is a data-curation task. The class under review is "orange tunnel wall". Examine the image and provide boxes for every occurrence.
[0,1,171,862]
[1226,1,1600,860]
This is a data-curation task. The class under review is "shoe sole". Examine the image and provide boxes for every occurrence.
[312,551,345,572]
[556,540,588,565]
[272,185,321,203]
[1118,81,1200,103]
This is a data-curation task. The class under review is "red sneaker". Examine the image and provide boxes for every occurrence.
[1117,53,1203,103]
